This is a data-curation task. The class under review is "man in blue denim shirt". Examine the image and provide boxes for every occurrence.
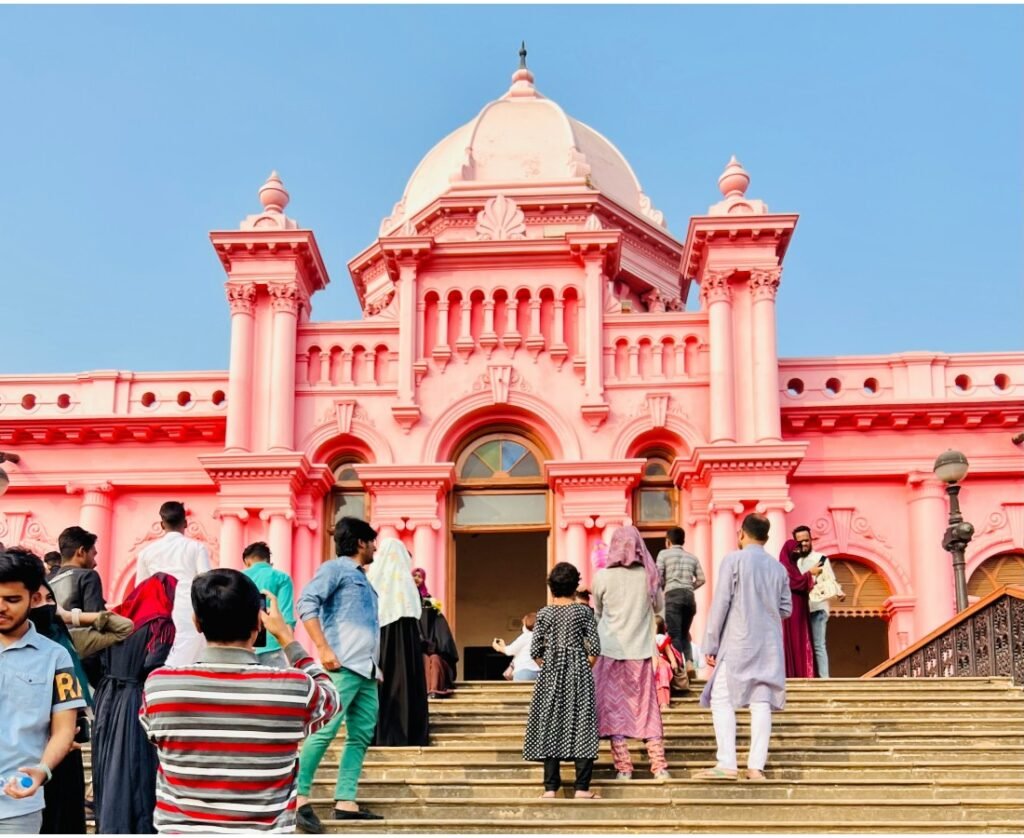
[295,517,382,831]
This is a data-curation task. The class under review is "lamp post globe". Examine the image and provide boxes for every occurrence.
[933,449,969,484]
[933,449,972,613]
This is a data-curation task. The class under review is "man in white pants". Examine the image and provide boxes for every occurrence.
[694,513,792,781]
[135,501,211,666]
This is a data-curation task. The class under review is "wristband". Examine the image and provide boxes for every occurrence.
[35,763,52,784]
[71,608,82,627]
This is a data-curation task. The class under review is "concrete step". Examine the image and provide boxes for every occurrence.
[304,795,1024,822]
[308,777,1024,801]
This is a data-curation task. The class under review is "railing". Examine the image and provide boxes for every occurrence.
[864,585,1024,684]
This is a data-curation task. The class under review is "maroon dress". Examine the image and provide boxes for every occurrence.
[779,539,816,678]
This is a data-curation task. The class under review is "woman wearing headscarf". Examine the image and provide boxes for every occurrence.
[592,526,670,780]
[413,568,459,698]
[92,573,177,834]
[367,538,429,746]
[780,539,820,679]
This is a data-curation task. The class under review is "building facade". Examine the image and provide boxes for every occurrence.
[2,61,1022,676]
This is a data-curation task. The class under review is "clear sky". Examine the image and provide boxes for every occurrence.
[1,5,1021,375]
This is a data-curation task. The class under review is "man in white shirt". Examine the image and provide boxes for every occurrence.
[135,501,211,666]
[793,525,844,678]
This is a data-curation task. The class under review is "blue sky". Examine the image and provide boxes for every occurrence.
[1,5,1021,374]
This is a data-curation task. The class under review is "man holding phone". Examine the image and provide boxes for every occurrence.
[794,525,845,678]
[242,542,296,668]
[139,570,339,833]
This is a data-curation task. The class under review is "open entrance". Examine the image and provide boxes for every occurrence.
[828,557,893,676]
[449,431,551,680]
[454,531,549,680]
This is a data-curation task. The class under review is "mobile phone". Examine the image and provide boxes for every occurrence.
[817,556,827,567]
[261,594,271,612]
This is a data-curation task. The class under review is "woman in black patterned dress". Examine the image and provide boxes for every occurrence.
[522,562,602,799]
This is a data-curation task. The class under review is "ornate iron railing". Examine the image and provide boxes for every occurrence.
[865,585,1024,684]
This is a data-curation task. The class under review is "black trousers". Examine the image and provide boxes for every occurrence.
[543,758,594,792]
[664,588,697,663]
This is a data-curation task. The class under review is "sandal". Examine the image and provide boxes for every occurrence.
[692,766,739,781]
[574,790,601,799]
[744,769,767,782]
[540,791,558,799]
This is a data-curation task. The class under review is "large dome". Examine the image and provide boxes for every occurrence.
[380,57,666,234]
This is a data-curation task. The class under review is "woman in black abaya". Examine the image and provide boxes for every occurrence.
[92,572,177,834]
[413,567,459,698]
[366,538,429,746]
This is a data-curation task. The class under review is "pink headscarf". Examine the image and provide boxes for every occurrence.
[591,541,609,571]
[605,525,660,604]
[412,567,430,598]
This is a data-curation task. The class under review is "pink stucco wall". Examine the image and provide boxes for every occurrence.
[2,67,1021,662]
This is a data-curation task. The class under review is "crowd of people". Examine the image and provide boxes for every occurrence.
[1,498,843,832]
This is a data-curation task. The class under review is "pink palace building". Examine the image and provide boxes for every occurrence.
[2,58,1022,677]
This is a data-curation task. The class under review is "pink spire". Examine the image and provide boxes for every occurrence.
[258,171,290,214]
[717,155,750,199]
[507,41,537,98]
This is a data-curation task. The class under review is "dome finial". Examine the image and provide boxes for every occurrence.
[508,40,536,96]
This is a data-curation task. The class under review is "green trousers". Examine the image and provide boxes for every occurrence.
[297,668,379,802]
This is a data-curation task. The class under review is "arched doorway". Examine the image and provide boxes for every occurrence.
[827,558,893,676]
[322,459,369,562]
[968,552,1024,598]
[632,449,679,559]
[450,431,550,680]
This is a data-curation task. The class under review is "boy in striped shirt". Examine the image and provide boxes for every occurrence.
[140,569,339,833]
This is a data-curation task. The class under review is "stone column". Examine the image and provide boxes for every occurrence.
[225,283,256,452]
[703,270,736,444]
[267,283,302,451]
[907,473,956,639]
[750,268,783,442]
[396,261,418,403]
[758,499,792,564]
[411,520,440,589]
[77,483,114,584]
[378,522,402,542]
[217,510,248,572]
[628,346,640,380]
[564,520,588,587]
[341,351,354,385]
[582,259,604,400]
[502,298,522,352]
[687,510,712,651]
[292,518,317,590]
[710,501,740,584]
[263,509,295,577]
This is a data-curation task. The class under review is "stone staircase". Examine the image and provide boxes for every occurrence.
[86,677,1024,833]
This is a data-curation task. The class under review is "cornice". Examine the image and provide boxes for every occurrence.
[199,452,319,494]
[782,400,1022,433]
[683,442,809,484]
[793,455,1024,481]
[545,459,645,489]
[681,213,799,279]
[354,463,456,493]
[0,416,226,446]
[209,229,330,295]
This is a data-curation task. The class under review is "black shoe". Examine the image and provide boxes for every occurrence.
[333,807,384,821]
[295,803,324,834]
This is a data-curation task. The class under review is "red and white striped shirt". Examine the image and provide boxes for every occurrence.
[139,641,339,833]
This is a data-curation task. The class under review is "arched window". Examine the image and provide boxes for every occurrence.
[453,433,547,528]
[830,558,893,617]
[968,552,1024,599]
[634,451,677,526]
[326,460,368,558]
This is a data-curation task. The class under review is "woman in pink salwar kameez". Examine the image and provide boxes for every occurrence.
[779,538,818,678]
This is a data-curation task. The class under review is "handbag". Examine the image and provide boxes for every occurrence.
[670,666,690,693]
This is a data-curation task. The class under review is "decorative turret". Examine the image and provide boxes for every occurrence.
[708,156,769,216]
[241,171,299,230]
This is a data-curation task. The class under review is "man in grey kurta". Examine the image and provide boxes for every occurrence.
[694,513,792,780]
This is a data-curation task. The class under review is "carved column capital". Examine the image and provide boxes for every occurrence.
[750,267,782,302]
[226,283,257,315]
[700,269,733,306]
[267,282,304,315]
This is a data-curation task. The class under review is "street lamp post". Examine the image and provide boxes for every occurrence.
[933,450,974,613]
